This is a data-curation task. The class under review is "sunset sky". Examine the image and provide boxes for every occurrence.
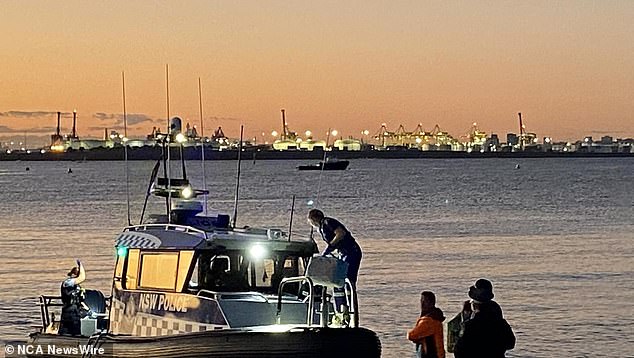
[1,1,633,146]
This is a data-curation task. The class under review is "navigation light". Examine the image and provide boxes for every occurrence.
[181,185,194,199]
[117,246,128,257]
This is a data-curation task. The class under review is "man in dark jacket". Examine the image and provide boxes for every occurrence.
[307,209,362,314]
[454,279,516,358]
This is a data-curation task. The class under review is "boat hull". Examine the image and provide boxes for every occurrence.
[29,327,381,357]
[297,160,349,171]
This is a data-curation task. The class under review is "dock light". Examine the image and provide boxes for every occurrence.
[331,130,338,137]
[181,185,194,199]
[362,130,370,136]
[249,244,266,260]
[305,130,312,137]
[271,130,278,137]
[175,133,187,143]
[117,246,128,257]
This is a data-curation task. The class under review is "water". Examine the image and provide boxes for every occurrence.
[0,158,632,357]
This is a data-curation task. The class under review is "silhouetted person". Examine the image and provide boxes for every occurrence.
[407,291,446,358]
[454,279,515,358]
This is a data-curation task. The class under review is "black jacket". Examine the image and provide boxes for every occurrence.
[454,301,515,358]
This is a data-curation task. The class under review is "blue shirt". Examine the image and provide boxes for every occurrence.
[320,217,360,256]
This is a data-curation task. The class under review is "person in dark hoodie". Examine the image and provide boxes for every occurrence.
[454,279,516,358]
[407,291,446,358]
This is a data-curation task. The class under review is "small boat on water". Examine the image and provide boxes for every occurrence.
[28,117,380,357]
[297,159,349,171]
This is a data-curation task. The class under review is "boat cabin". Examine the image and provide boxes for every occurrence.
[106,222,324,336]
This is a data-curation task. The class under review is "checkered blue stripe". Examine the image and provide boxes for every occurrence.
[115,232,161,249]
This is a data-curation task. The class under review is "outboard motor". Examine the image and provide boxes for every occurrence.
[83,289,109,332]
[84,289,106,314]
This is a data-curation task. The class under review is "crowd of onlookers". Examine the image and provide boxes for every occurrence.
[407,279,515,358]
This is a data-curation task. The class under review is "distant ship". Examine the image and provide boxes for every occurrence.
[297,159,350,171]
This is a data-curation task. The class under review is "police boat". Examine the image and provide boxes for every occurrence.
[28,120,381,357]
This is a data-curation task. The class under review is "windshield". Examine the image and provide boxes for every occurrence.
[190,250,307,294]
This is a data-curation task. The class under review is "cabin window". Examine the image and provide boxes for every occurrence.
[138,252,179,290]
[125,249,140,289]
[189,260,199,289]
[283,257,304,277]
[176,250,194,292]
[250,259,275,288]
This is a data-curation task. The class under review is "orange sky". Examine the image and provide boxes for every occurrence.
[1,1,633,146]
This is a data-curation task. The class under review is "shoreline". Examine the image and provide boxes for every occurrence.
[1,147,633,161]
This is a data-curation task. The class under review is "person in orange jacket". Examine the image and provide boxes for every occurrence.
[407,291,446,358]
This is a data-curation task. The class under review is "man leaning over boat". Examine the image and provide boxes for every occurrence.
[307,209,363,320]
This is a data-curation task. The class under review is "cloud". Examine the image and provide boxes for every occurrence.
[0,111,73,119]
[587,129,629,136]
[207,116,241,122]
[93,112,156,126]
[0,125,56,134]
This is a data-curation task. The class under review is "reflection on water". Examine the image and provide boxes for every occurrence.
[0,158,632,357]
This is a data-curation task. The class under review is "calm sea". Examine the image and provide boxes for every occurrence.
[0,158,632,357]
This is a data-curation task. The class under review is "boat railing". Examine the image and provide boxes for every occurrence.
[276,277,359,328]
[196,290,270,303]
[124,224,207,237]
[277,276,314,326]
[37,295,63,331]
[37,293,112,333]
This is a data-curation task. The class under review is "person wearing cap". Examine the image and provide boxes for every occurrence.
[454,278,516,358]
[307,208,362,315]
[407,291,446,358]
[59,260,89,335]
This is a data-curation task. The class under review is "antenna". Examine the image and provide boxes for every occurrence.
[232,125,244,227]
[288,194,295,242]
[140,159,161,224]
[165,64,172,222]
[122,71,131,225]
[198,77,208,215]
[313,128,331,207]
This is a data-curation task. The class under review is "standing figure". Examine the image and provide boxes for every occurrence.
[407,291,446,358]
[307,209,363,312]
[58,260,88,335]
[454,278,516,358]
